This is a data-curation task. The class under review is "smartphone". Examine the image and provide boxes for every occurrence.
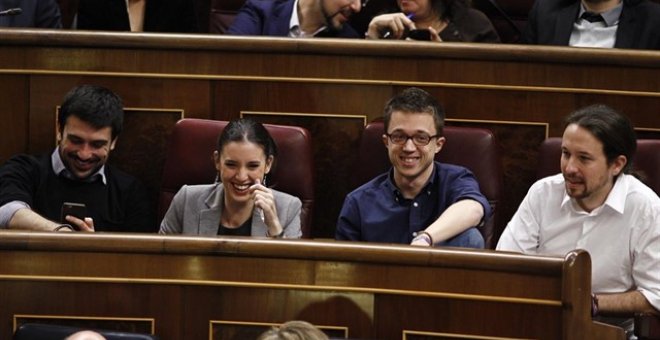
[61,202,87,223]
[407,29,432,41]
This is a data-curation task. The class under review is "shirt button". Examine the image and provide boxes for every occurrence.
[413,202,419,207]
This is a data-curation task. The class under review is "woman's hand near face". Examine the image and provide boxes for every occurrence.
[250,179,283,237]
[366,13,416,39]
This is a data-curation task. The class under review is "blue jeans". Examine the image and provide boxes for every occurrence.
[436,227,484,249]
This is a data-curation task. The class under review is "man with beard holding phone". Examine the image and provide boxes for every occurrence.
[227,0,361,38]
[523,0,660,49]
[0,85,154,233]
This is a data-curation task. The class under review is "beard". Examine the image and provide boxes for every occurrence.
[321,1,353,32]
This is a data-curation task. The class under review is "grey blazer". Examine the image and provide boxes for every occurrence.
[159,183,302,238]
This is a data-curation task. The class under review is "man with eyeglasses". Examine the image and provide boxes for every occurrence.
[227,0,361,38]
[335,87,490,248]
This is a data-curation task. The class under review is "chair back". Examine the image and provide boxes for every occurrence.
[159,119,315,237]
[537,137,660,195]
[354,121,502,248]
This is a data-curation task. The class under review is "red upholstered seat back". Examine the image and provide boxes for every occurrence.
[159,119,315,237]
[354,121,503,249]
[537,137,660,195]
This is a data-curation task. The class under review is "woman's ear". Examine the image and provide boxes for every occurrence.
[213,151,221,171]
[265,155,274,174]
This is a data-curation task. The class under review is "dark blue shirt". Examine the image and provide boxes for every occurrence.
[336,162,491,244]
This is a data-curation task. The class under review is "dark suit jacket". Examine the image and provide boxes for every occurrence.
[0,0,61,28]
[523,0,660,50]
[77,0,198,32]
[227,0,359,37]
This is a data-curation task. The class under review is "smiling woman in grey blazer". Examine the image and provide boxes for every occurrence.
[159,119,302,238]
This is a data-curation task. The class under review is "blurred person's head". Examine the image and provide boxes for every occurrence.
[65,330,107,340]
[258,320,329,340]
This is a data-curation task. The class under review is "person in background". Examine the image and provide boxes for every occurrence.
[336,87,490,248]
[497,104,659,336]
[159,118,302,238]
[364,0,500,42]
[76,0,198,33]
[227,0,361,38]
[0,85,154,232]
[523,0,660,49]
[65,330,106,340]
[0,0,61,28]
[258,320,329,340]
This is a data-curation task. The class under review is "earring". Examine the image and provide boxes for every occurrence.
[263,175,267,187]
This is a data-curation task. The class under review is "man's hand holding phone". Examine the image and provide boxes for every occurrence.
[61,202,95,232]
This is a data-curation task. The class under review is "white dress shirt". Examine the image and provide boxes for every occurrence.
[497,174,660,310]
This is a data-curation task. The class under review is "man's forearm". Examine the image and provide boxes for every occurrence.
[426,199,484,243]
[597,290,659,316]
[8,208,59,231]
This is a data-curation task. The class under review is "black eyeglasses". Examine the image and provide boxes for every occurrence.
[386,132,440,146]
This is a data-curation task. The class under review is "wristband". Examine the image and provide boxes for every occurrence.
[266,229,284,238]
[412,231,433,246]
[54,224,75,232]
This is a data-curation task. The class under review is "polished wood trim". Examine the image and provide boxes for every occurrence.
[0,232,622,339]
[0,231,564,273]
[1,29,659,67]
[0,274,561,307]
[2,68,659,98]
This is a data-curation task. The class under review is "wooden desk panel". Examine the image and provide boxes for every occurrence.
[1,30,658,240]
[0,231,625,339]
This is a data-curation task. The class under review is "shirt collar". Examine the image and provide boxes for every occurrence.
[289,0,328,37]
[51,147,107,185]
[577,2,623,27]
[560,175,626,215]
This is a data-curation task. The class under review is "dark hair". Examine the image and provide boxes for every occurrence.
[383,87,445,135]
[58,85,124,140]
[257,321,329,340]
[217,118,278,160]
[564,104,636,174]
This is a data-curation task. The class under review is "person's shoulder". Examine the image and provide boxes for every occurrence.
[243,0,292,11]
[435,162,473,177]
[180,183,219,197]
[272,188,302,205]
[625,0,660,10]
[525,174,566,202]
[1,153,46,171]
[622,175,659,204]
[463,8,491,22]
[103,166,150,193]
[532,0,579,12]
